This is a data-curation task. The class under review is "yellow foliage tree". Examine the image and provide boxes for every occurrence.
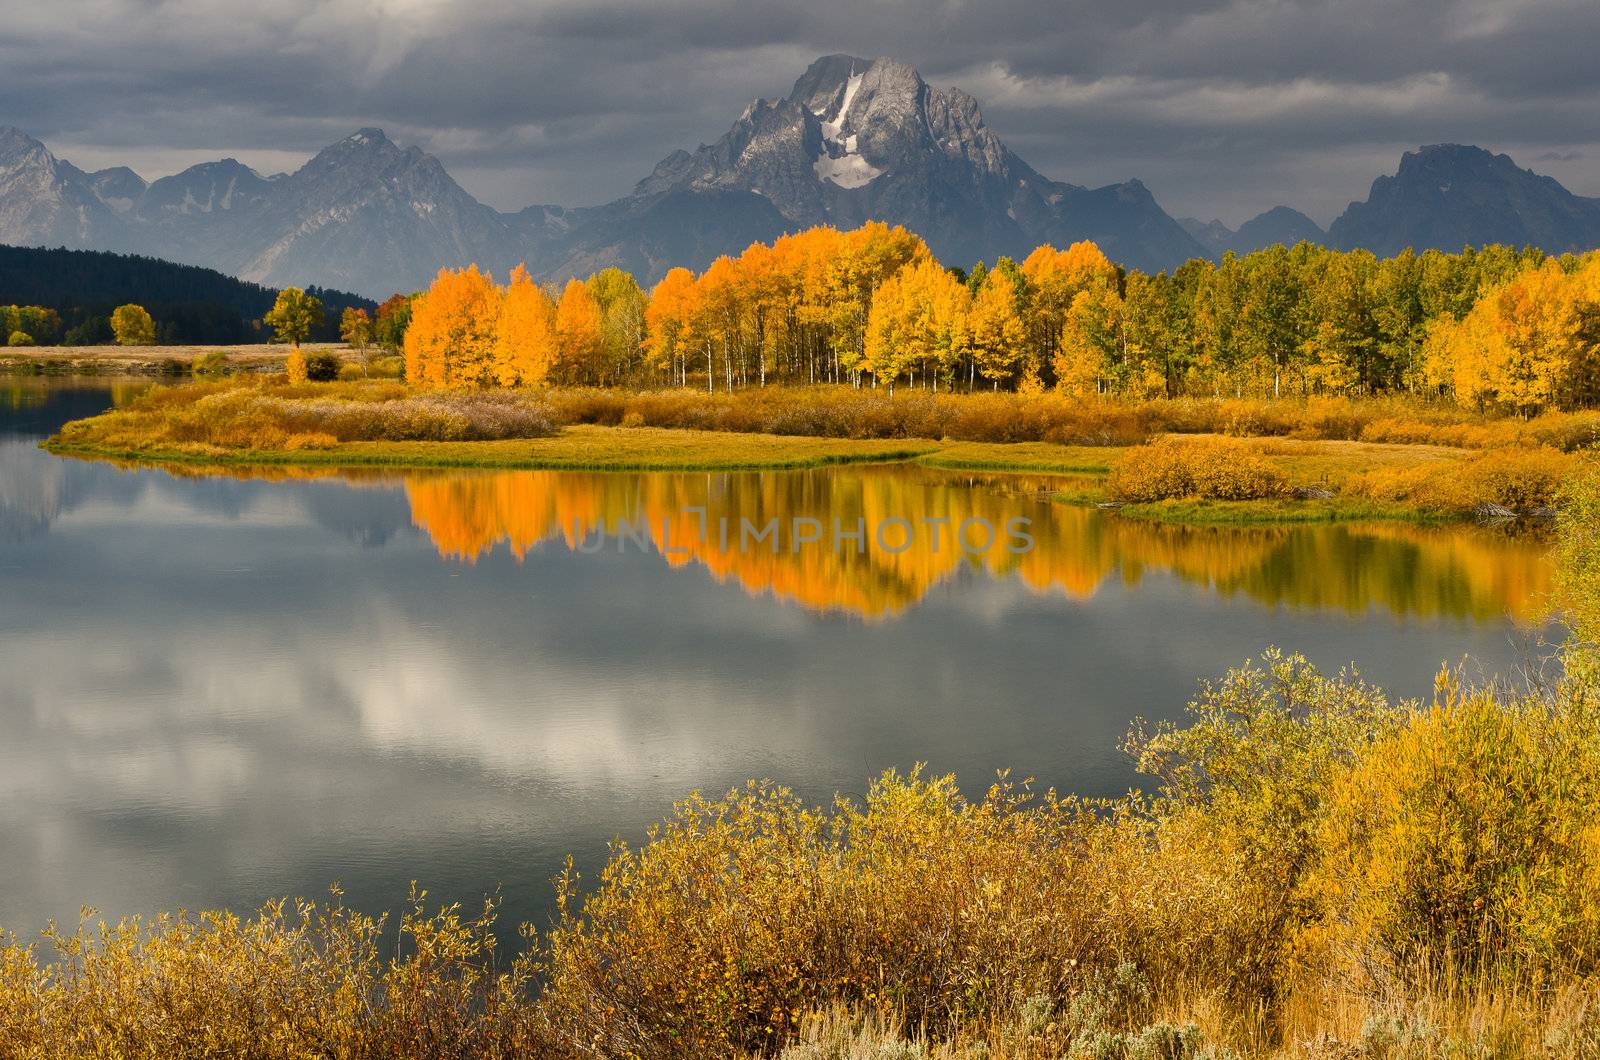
[493,264,557,387]
[403,265,501,388]
[1055,286,1125,396]
[554,278,604,385]
[863,258,970,394]
[645,267,698,386]
[968,268,1026,390]
[1021,241,1119,382]
[110,304,156,346]
[1429,260,1581,416]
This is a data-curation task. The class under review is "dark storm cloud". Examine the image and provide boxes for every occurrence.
[1,0,1597,225]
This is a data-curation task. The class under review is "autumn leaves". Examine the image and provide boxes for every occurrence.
[397,223,1600,421]
[404,265,617,390]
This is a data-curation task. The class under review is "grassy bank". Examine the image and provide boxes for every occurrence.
[42,378,1592,522]
[49,426,943,472]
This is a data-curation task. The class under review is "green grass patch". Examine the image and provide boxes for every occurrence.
[46,425,942,472]
[911,440,1115,474]
[1108,496,1451,526]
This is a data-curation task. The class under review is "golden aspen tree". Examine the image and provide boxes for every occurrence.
[493,264,557,387]
[968,267,1026,390]
[339,307,373,351]
[864,257,970,394]
[110,303,156,346]
[1055,286,1125,396]
[587,268,649,385]
[1485,262,1573,417]
[554,277,604,385]
[645,267,697,386]
[403,265,500,388]
[264,288,324,347]
[1021,241,1118,382]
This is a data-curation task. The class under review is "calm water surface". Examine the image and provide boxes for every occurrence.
[0,378,1555,934]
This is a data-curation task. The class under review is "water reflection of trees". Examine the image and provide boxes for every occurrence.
[395,466,1552,623]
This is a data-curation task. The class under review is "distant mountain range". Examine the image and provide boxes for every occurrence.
[3,56,1600,297]
[1179,206,1328,257]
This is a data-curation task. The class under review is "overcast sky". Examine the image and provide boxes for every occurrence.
[3,0,1598,227]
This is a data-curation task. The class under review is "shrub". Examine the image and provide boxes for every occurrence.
[1559,467,1600,651]
[1308,683,1600,987]
[7,330,34,346]
[369,355,406,379]
[282,431,338,451]
[1456,446,1574,510]
[49,380,557,451]
[2,649,1598,1057]
[0,888,557,1059]
[1344,447,1575,514]
[1106,436,1291,502]
[305,351,341,381]
[192,351,229,377]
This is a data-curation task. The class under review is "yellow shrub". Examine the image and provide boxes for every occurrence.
[283,431,339,451]
[1345,447,1575,513]
[1308,684,1600,988]
[1107,436,1291,502]
[0,888,556,1059]
[535,768,1275,1058]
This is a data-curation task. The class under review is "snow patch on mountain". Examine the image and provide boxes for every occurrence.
[811,71,882,189]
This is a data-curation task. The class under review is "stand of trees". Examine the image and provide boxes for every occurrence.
[398,225,1600,417]
[0,244,373,345]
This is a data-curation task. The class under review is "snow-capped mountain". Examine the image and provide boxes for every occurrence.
[0,56,1213,295]
[0,127,127,249]
[7,58,1599,298]
[560,55,1206,279]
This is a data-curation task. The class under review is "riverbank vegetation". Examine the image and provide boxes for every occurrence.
[46,378,1591,519]
[2,466,1598,1057]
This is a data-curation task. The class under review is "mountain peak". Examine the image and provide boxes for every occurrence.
[0,126,49,161]
[788,54,873,109]
[617,53,1201,274]
[347,128,393,146]
[1329,143,1600,255]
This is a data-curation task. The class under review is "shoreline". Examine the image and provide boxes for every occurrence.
[1,344,348,377]
[43,427,1477,526]
[39,377,1574,527]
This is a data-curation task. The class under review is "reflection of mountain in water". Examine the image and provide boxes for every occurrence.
[3,442,411,551]
[0,440,62,542]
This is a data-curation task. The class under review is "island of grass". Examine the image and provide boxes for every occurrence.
[45,377,1589,524]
